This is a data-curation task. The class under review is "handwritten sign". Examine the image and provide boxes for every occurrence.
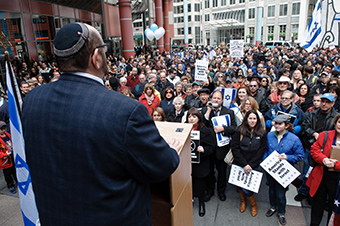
[190,131,200,164]
[230,40,244,58]
[260,151,300,188]
[228,164,263,193]
[211,114,231,147]
[194,59,208,81]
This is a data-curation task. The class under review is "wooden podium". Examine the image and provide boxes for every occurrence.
[151,122,193,226]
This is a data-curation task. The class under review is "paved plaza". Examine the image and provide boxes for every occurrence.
[0,167,329,226]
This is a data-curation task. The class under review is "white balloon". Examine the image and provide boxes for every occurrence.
[146,30,155,41]
[159,27,165,36]
[154,29,163,40]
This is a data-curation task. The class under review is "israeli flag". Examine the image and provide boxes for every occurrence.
[335,14,340,22]
[221,88,237,108]
[209,46,216,60]
[301,0,322,52]
[6,62,40,225]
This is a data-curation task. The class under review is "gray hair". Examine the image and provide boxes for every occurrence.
[173,96,185,106]
[120,77,127,83]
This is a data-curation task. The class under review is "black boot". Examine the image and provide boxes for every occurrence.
[199,201,205,217]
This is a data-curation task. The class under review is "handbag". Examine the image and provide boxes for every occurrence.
[224,134,243,166]
[309,131,328,167]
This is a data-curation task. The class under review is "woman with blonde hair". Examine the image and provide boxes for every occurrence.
[235,96,265,128]
[291,70,303,91]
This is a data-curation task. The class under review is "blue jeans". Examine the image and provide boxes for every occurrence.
[266,172,288,216]
[298,148,311,196]
[240,187,254,197]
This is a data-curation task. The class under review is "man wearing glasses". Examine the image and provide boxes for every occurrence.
[264,90,305,135]
[22,23,181,226]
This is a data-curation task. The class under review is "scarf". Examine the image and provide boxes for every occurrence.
[146,94,154,105]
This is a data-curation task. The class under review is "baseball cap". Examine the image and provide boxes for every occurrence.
[321,93,335,102]
[273,114,291,123]
[192,81,202,87]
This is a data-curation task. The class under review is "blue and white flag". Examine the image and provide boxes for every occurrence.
[211,114,231,147]
[301,0,322,52]
[209,46,216,60]
[6,62,40,226]
[221,88,237,108]
[334,14,340,22]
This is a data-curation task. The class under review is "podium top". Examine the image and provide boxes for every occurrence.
[155,121,193,155]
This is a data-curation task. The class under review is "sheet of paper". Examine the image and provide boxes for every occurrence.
[228,164,263,193]
[211,114,231,147]
[260,151,301,188]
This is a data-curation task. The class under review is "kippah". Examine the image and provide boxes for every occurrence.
[53,23,89,57]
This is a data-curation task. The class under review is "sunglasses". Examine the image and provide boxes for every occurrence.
[330,83,337,86]
[249,85,257,87]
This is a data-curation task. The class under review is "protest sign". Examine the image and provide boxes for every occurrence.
[221,88,237,108]
[260,151,300,188]
[190,131,200,164]
[211,114,231,147]
[228,164,263,193]
[230,40,244,58]
[194,59,208,81]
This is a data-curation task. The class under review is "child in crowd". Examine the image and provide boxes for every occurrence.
[0,121,17,194]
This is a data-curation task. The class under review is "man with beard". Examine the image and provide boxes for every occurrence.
[22,23,180,226]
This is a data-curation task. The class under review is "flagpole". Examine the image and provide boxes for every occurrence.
[4,51,22,118]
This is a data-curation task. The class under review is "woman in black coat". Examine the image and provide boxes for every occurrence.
[186,107,214,217]
[231,109,267,217]
[167,96,186,122]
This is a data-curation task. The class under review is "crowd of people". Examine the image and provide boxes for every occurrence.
[3,41,340,225]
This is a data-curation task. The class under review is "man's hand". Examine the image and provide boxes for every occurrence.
[214,125,224,133]
[168,138,182,153]
[197,146,204,153]
[312,132,319,140]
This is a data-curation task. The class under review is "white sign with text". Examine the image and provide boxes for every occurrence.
[194,59,209,81]
[228,164,263,193]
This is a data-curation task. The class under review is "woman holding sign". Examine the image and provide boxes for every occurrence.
[263,114,304,225]
[231,110,267,217]
[307,114,340,226]
[186,108,214,217]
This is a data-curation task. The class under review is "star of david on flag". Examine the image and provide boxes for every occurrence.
[6,61,40,225]
[301,0,322,52]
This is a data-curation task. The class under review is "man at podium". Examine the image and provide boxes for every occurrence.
[22,23,181,226]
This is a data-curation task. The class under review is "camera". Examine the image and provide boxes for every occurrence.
[208,103,219,108]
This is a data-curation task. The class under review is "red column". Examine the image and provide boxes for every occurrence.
[163,0,170,52]
[155,0,164,53]
[118,0,134,59]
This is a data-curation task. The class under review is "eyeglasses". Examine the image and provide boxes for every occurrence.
[330,83,337,86]
[281,97,291,100]
[166,91,172,94]
[278,82,288,85]
[91,44,109,57]
[249,85,257,87]
[218,76,224,78]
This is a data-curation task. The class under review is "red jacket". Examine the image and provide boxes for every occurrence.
[139,93,160,116]
[306,130,340,197]
[0,132,13,169]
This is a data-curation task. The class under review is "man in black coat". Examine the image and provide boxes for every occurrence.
[201,90,236,202]
[22,23,181,226]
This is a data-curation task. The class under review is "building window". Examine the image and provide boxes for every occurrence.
[195,15,200,21]
[280,4,288,16]
[239,0,245,3]
[221,0,226,6]
[188,4,191,12]
[292,24,299,41]
[268,5,275,17]
[249,0,255,2]
[249,27,254,37]
[230,0,235,4]
[133,22,142,27]
[213,0,218,7]
[268,26,274,41]
[177,28,184,35]
[279,25,286,40]
[188,15,191,22]
[189,27,192,34]
[195,3,200,12]
[205,0,210,8]
[249,8,255,19]
[205,14,210,21]
[195,27,201,44]
[292,3,300,15]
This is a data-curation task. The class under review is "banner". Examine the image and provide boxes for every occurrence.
[221,88,237,108]
[260,151,300,188]
[190,131,200,164]
[194,59,209,81]
[6,62,40,225]
[228,164,263,193]
[211,114,231,147]
[230,40,244,58]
